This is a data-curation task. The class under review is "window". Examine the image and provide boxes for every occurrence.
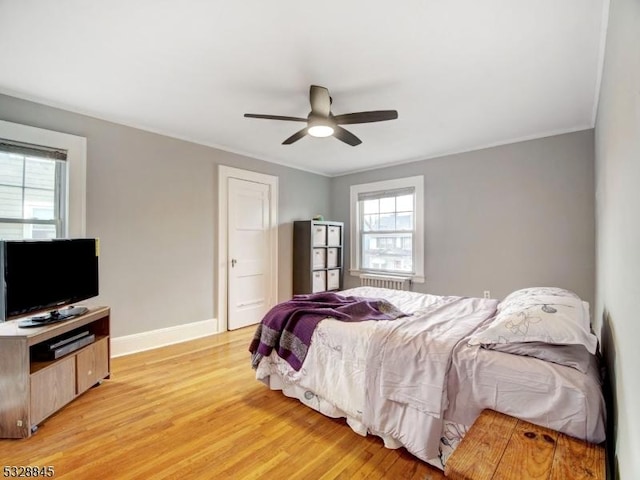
[0,141,67,239]
[0,120,86,240]
[350,176,424,282]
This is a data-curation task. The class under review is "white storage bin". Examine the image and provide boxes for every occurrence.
[327,248,339,268]
[313,225,327,246]
[327,226,341,246]
[313,248,326,269]
[312,270,327,293]
[327,269,340,290]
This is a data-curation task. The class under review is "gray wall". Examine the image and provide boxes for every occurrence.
[0,94,598,342]
[331,130,596,305]
[0,94,330,337]
[594,0,640,477]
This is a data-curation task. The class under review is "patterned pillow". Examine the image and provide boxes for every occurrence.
[498,287,580,310]
[497,286,589,329]
[469,287,597,354]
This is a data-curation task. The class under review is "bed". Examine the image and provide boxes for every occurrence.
[250,286,606,471]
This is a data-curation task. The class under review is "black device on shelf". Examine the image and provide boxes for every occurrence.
[32,328,95,361]
[0,238,99,326]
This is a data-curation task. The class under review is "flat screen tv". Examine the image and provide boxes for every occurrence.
[0,238,99,326]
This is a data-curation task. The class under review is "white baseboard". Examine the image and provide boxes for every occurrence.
[111,318,219,358]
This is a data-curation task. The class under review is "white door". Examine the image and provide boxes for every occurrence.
[227,177,272,330]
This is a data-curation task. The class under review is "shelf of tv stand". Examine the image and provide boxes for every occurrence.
[0,306,110,439]
[30,334,110,375]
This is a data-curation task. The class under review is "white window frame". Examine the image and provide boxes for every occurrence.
[350,175,425,283]
[0,120,86,237]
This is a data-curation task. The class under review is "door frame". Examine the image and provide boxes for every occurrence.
[217,165,278,332]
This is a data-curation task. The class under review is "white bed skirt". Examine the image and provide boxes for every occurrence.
[260,371,469,471]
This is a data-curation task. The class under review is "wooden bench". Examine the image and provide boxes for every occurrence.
[444,409,605,480]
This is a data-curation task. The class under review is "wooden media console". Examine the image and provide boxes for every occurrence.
[0,307,110,438]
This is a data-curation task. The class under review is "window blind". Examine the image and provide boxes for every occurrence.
[0,139,68,161]
[357,186,414,202]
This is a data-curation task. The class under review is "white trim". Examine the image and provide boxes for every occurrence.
[217,165,278,332]
[0,120,87,237]
[110,318,218,357]
[350,175,425,283]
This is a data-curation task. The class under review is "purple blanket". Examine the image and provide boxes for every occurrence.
[249,292,407,371]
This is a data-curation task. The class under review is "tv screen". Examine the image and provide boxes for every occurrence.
[0,238,99,322]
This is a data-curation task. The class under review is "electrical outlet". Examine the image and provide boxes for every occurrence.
[483,290,491,299]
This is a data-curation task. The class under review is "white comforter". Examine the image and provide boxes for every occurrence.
[254,286,605,464]
[255,287,498,460]
[363,293,499,459]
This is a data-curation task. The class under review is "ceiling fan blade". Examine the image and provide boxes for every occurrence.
[333,126,362,146]
[282,128,308,145]
[244,113,307,122]
[309,85,331,117]
[333,110,398,125]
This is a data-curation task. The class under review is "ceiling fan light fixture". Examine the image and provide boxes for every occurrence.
[307,115,335,138]
[307,124,334,138]
[244,85,397,146]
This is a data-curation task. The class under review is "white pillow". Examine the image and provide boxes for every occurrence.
[501,286,581,299]
[498,286,579,308]
[469,288,597,354]
[498,286,590,329]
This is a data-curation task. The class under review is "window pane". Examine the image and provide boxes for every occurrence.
[362,233,413,272]
[24,188,55,220]
[363,214,379,231]
[0,185,23,218]
[24,157,56,189]
[378,213,396,231]
[397,212,413,230]
[30,224,56,239]
[396,194,413,212]
[0,186,55,220]
[0,223,24,240]
[363,199,379,214]
[0,154,24,186]
[379,196,395,213]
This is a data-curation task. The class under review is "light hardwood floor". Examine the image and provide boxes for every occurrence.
[0,326,445,479]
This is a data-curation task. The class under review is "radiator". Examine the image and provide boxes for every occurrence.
[359,274,412,291]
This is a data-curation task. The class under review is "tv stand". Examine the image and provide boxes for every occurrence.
[18,306,89,328]
[0,306,110,438]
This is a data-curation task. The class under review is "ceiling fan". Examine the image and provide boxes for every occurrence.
[244,85,398,146]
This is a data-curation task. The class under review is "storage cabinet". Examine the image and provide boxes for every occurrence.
[0,307,110,438]
[293,220,344,295]
[30,356,76,426]
[76,336,110,394]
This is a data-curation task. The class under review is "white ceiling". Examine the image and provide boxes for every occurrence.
[0,1,608,177]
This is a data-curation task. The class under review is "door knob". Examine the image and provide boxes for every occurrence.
[231,258,237,267]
